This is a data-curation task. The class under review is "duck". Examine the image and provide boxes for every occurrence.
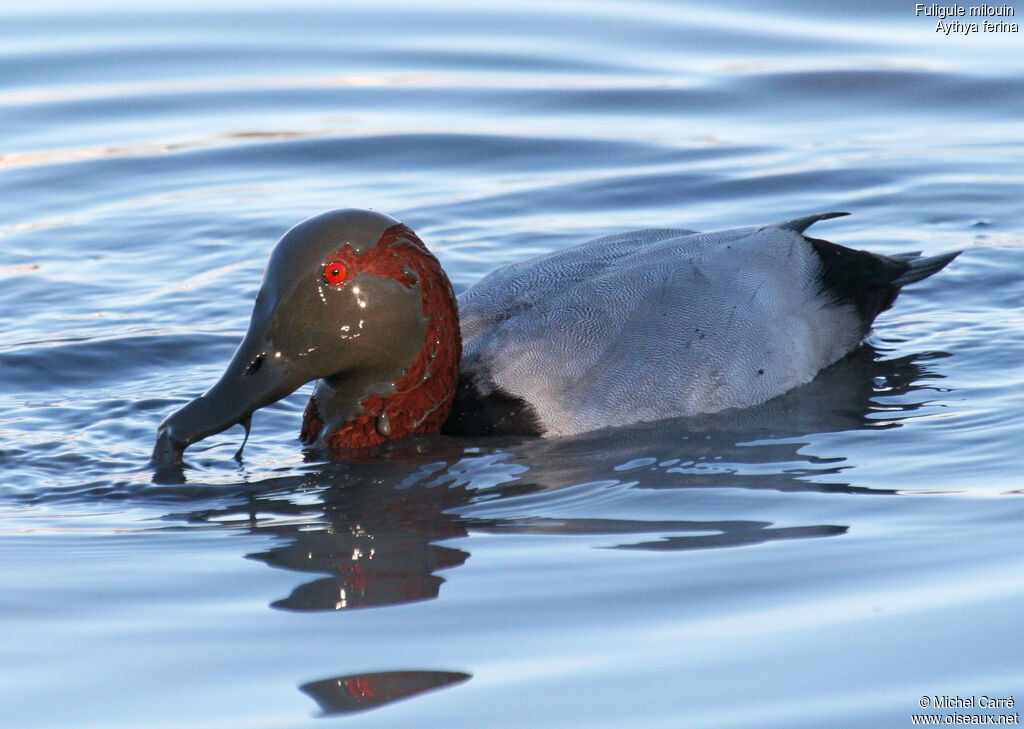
[152,208,959,463]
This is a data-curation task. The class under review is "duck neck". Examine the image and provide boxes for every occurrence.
[300,224,462,450]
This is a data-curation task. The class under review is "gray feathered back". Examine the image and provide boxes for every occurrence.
[458,218,866,435]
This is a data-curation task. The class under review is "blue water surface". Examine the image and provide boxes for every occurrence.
[2,1,1023,727]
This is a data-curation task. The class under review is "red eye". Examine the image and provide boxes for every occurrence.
[324,261,348,285]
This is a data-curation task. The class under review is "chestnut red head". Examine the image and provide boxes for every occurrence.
[152,208,462,463]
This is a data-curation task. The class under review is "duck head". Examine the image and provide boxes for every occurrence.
[152,209,461,464]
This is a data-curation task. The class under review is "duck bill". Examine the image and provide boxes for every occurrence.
[151,331,307,465]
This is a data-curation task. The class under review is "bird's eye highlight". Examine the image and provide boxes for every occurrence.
[324,261,348,285]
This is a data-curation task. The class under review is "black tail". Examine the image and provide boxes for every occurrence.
[891,250,961,287]
[807,236,960,335]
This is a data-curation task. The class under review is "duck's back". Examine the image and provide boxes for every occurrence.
[451,214,951,436]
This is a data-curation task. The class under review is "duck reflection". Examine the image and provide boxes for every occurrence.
[300,670,471,715]
[245,477,473,611]
[177,344,944,614]
[171,344,946,716]
[199,473,850,613]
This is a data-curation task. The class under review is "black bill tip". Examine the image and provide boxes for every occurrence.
[150,424,186,467]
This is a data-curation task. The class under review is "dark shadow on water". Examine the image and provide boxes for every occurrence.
[472,516,848,550]
[612,524,848,550]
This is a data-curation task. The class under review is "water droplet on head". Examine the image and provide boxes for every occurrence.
[375,410,392,437]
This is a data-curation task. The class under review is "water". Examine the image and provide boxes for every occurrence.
[2,1,1023,727]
